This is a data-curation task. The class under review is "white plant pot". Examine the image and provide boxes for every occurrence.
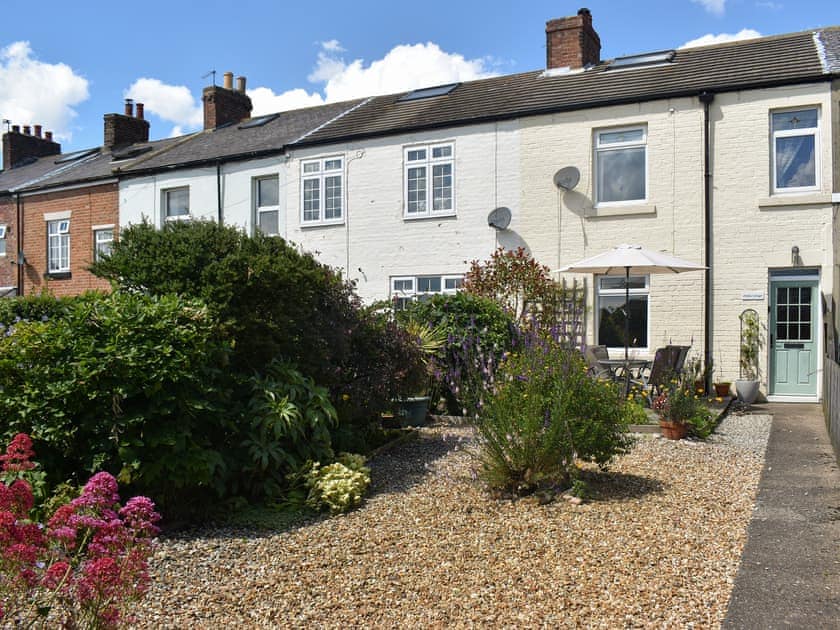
[734,380,760,404]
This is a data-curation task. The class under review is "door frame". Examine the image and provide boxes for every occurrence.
[766,268,822,403]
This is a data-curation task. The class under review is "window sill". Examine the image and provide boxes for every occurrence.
[587,204,656,218]
[759,193,832,209]
[300,220,345,229]
[44,272,71,280]
[403,212,457,221]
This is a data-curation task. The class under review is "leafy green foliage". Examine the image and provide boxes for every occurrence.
[302,453,371,514]
[0,291,232,510]
[474,331,632,495]
[237,361,337,499]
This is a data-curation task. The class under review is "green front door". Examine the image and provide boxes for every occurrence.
[769,278,818,397]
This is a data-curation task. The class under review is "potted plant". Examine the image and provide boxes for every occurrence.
[713,349,731,397]
[735,309,763,404]
[394,319,446,426]
[652,384,693,440]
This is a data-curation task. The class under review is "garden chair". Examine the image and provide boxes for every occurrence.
[584,345,612,380]
[629,347,673,402]
[666,345,691,376]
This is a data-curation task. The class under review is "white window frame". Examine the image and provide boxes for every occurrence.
[594,125,648,206]
[254,175,281,236]
[47,219,70,273]
[300,156,344,226]
[92,225,114,262]
[403,142,455,218]
[771,106,820,194]
[595,274,650,353]
[0,224,6,257]
[391,274,463,309]
[162,186,190,222]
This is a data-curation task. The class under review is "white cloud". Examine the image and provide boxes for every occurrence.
[128,39,497,134]
[680,28,762,48]
[125,78,203,133]
[248,86,325,116]
[310,40,496,103]
[691,0,726,15]
[0,41,89,142]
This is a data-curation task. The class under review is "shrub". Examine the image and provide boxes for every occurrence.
[303,453,371,514]
[236,362,338,500]
[0,434,159,628]
[402,293,515,414]
[91,221,425,441]
[0,291,232,509]
[473,329,632,495]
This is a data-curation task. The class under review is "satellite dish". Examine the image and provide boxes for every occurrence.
[553,166,580,191]
[487,207,511,230]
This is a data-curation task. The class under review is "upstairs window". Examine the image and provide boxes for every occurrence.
[163,187,190,221]
[772,108,819,193]
[301,157,343,225]
[595,127,647,204]
[93,227,114,262]
[47,219,70,273]
[0,224,6,257]
[404,143,454,217]
[255,175,280,236]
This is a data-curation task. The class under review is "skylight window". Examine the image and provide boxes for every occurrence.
[54,148,99,164]
[609,50,675,70]
[111,146,152,161]
[397,83,459,102]
[239,113,280,129]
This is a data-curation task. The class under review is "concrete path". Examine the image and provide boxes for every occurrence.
[724,403,840,629]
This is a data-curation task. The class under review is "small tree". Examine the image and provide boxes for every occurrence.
[463,247,553,322]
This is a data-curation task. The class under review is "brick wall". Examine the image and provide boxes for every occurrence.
[545,9,601,69]
[20,183,117,296]
[0,195,17,292]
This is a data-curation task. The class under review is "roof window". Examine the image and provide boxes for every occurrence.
[54,148,99,164]
[397,83,459,102]
[608,50,676,70]
[239,113,280,129]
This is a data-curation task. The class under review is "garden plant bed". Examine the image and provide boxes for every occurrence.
[628,396,734,434]
[137,414,769,628]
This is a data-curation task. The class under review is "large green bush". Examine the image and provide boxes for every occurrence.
[90,221,425,435]
[474,329,632,495]
[0,291,232,509]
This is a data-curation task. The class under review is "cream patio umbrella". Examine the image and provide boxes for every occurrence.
[557,244,707,390]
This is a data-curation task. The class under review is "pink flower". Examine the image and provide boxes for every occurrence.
[119,496,160,537]
[0,433,36,472]
[76,556,123,604]
[73,472,120,511]
[41,561,71,590]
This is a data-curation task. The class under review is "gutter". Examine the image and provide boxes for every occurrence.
[16,192,23,296]
[699,91,715,393]
[216,161,223,223]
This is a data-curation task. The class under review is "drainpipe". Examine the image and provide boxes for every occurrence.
[15,192,23,296]
[216,161,223,224]
[699,91,715,393]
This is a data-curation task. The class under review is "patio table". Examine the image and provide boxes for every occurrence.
[597,358,650,381]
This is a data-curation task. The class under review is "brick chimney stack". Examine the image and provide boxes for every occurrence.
[103,98,150,149]
[2,123,61,170]
[202,70,252,130]
[545,7,601,70]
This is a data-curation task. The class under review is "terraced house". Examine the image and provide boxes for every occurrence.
[2,9,839,403]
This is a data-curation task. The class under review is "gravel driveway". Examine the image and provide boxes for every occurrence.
[136,413,771,628]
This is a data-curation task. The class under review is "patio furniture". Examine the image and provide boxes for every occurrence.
[665,345,691,375]
[629,347,673,400]
[597,357,651,381]
[584,345,612,380]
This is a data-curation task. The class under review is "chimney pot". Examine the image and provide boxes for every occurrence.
[22,126,31,135]
[236,76,247,93]
[11,125,19,133]
[45,131,53,141]
[34,125,42,138]
[135,103,144,120]
[124,98,134,117]
[3,122,60,169]
[223,72,234,90]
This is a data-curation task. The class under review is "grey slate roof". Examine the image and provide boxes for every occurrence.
[3,26,838,193]
[118,99,363,173]
[297,28,839,147]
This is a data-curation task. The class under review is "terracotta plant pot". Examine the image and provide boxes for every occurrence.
[713,382,731,397]
[659,419,689,440]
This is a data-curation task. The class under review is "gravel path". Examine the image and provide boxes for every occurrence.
[136,413,773,628]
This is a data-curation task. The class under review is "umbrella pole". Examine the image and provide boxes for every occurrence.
[624,266,630,397]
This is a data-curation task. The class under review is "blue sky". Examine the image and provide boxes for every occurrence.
[1,0,838,158]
